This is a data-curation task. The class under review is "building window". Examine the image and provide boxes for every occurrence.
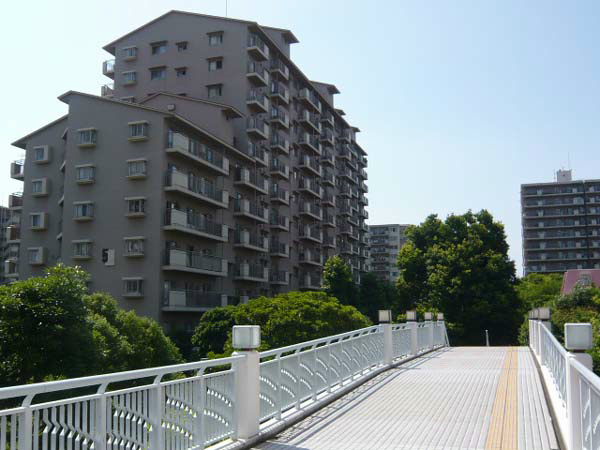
[208,32,223,46]
[28,247,44,265]
[75,165,95,183]
[124,237,145,257]
[128,121,149,141]
[150,67,166,80]
[127,159,147,178]
[208,58,223,72]
[33,146,50,163]
[31,178,47,196]
[73,241,93,259]
[176,67,187,77]
[207,84,223,98]
[176,41,188,51]
[122,71,137,85]
[151,41,167,55]
[123,278,144,297]
[30,213,46,230]
[122,46,138,60]
[74,202,94,220]
[77,128,97,147]
[126,197,146,216]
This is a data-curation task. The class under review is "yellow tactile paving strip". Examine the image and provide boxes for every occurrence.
[486,347,519,450]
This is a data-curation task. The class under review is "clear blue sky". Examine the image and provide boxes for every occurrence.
[3,0,600,275]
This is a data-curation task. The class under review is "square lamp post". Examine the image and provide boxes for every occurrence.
[378,309,392,324]
[565,323,593,352]
[233,325,261,350]
[424,312,433,321]
[437,313,444,321]
[406,310,417,322]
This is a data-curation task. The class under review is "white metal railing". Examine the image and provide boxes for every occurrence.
[529,319,599,450]
[0,320,449,450]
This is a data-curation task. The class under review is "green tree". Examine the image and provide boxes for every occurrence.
[322,255,358,306]
[192,291,371,358]
[516,273,563,311]
[0,265,95,386]
[396,210,521,345]
[358,273,402,322]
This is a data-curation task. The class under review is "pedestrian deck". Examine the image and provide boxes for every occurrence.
[254,347,558,450]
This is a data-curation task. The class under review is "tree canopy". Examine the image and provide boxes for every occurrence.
[396,210,521,345]
[516,273,563,311]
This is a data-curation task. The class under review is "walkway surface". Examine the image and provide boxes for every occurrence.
[253,347,558,450]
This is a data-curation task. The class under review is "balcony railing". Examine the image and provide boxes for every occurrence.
[164,170,227,205]
[270,82,290,103]
[270,270,289,284]
[234,199,268,222]
[270,58,290,79]
[270,186,289,204]
[234,229,268,251]
[298,88,322,113]
[270,240,289,257]
[270,158,289,178]
[299,133,321,154]
[163,290,226,310]
[298,177,321,197]
[247,62,269,86]
[234,262,268,281]
[247,91,269,113]
[163,249,226,275]
[10,159,24,179]
[270,106,290,128]
[247,34,269,60]
[166,130,228,174]
[102,59,115,77]
[235,167,268,193]
[300,201,322,219]
[270,133,290,153]
[164,208,226,240]
[100,83,114,97]
[246,117,270,139]
[300,272,322,289]
[8,192,23,208]
[270,212,289,230]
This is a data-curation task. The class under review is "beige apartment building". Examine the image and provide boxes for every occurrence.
[368,224,410,283]
[8,11,369,330]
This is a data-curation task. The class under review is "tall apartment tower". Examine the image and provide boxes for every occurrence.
[368,224,410,283]
[8,11,369,330]
[0,206,14,285]
[521,170,600,275]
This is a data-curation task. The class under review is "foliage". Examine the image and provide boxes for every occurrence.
[0,265,182,387]
[322,256,358,306]
[516,273,563,311]
[192,291,371,358]
[396,210,521,345]
[357,273,402,322]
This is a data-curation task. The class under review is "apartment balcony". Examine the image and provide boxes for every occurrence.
[4,260,19,279]
[270,240,290,258]
[6,225,20,243]
[299,110,322,134]
[341,243,355,255]
[337,145,352,162]
[235,167,268,195]
[338,167,358,184]
[339,205,352,217]
[164,208,228,242]
[359,154,368,167]
[298,88,322,113]
[164,170,229,208]
[100,83,114,98]
[270,159,290,179]
[102,59,115,78]
[347,215,359,227]
[10,160,24,180]
[270,106,290,128]
[234,199,268,223]
[323,234,336,248]
[166,131,229,175]
[323,213,336,228]
[299,249,323,266]
[322,171,335,187]
[298,154,321,177]
[322,192,336,207]
[300,202,322,221]
[270,82,290,104]
[8,192,23,210]
[339,184,352,198]
[162,249,228,276]
[162,290,227,312]
[234,262,269,282]
[360,209,369,219]
[360,247,369,259]
[246,91,269,113]
[246,117,270,139]
[299,225,322,243]
[360,222,369,232]
[346,157,358,171]
[246,142,269,167]
[270,213,290,231]
[298,177,322,198]
[299,133,322,155]
[341,129,355,143]
[270,270,290,285]
[270,59,290,80]
[339,223,355,237]
[359,168,368,180]
[321,151,335,166]
[320,111,335,128]
[247,35,269,61]
[270,133,290,154]
[320,129,335,147]
[270,187,290,205]
[300,272,322,290]
[247,62,269,86]
[359,195,368,206]
[8,211,20,226]
[234,230,269,253]
[360,181,369,193]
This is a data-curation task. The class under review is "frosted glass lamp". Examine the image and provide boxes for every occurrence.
[532,309,540,320]
[233,325,261,350]
[378,310,392,323]
[564,323,593,351]
[406,310,417,322]
[538,307,551,321]
[424,312,433,321]
[437,313,444,321]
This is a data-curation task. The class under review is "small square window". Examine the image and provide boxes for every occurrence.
[176,41,188,51]
[208,59,223,72]
[30,213,46,230]
[128,122,149,141]
[33,146,50,163]
[176,67,187,77]
[78,129,97,147]
[73,241,93,259]
[207,84,223,98]
[123,278,144,297]
[150,67,166,80]
[76,165,95,184]
[28,247,44,265]
[31,178,48,196]
[126,198,146,217]
[122,71,137,85]
[208,32,223,46]
[151,42,167,55]
[124,237,145,257]
[74,202,94,221]
[122,46,138,60]
[127,159,147,179]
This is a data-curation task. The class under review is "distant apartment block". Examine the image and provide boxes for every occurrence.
[521,170,600,275]
[0,205,14,284]
[368,224,410,283]
[8,11,369,330]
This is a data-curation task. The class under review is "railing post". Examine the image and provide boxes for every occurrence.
[379,310,393,365]
[94,386,108,450]
[232,326,261,441]
[150,377,164,450]
[424,312,434,349]
[19,397,33,450]
[406,311,419,356]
